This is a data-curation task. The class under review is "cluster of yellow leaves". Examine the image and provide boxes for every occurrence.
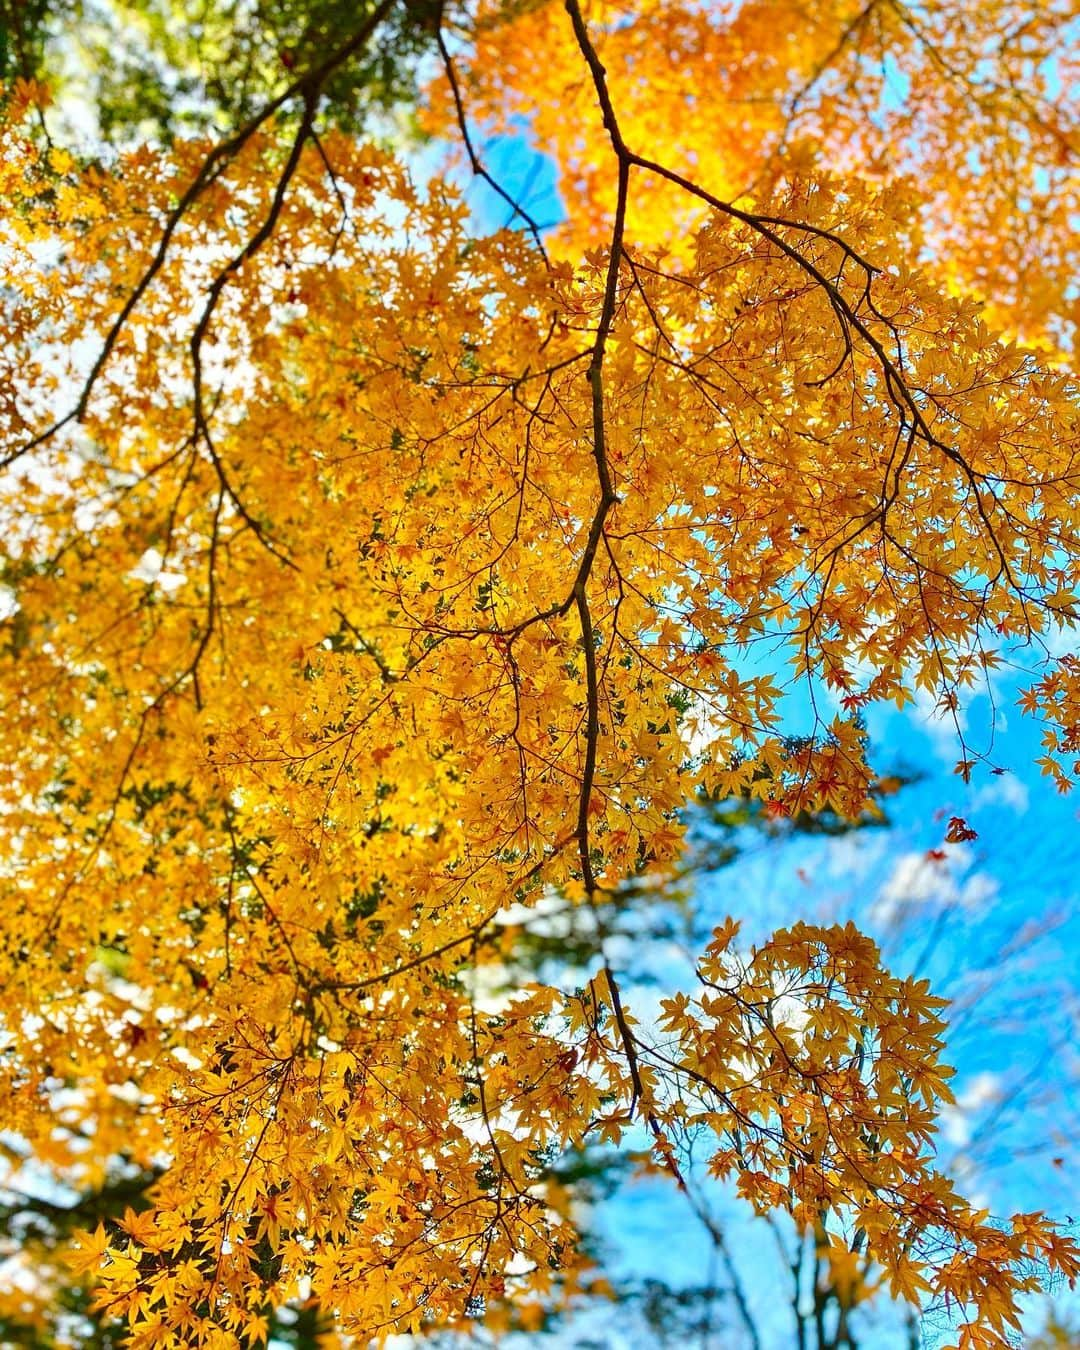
[647,922,1080,1349]
[433,0,1080,349]
[0,1,1078,1339]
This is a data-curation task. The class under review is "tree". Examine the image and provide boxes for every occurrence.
[1,1,1079,1346]
[0,769,916,1347]
[1,0,443,141]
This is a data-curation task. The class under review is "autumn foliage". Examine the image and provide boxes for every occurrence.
[1,1,1079,1345]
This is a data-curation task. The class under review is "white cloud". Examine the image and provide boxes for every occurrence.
[939,1071,1002,1148]
[969,773,1029,816]
[910,684,971,766]
[871,846,998,927]
[824,831,891,883]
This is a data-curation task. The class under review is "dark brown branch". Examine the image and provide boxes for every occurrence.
[564,0,626,898]
[436,28,550,262]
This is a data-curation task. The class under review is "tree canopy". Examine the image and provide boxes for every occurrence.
[1,1,1079,1346]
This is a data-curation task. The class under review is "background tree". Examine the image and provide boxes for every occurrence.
[1,0,446,140]
[0,2,1079,1347]
[1026,1313,1080,1349]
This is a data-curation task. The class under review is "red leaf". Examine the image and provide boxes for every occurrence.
[945,816,978,843]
